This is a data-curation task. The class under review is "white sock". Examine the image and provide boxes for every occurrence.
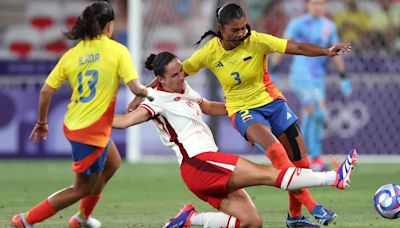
[278,167,337,190]
[190,212,238,228]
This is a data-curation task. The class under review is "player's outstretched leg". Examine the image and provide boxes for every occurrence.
[276,149,358,191]
[163,204,197,228]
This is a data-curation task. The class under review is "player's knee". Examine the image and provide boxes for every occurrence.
[105,147,122,174]
[80,187,93,197]
[73,184,95,197]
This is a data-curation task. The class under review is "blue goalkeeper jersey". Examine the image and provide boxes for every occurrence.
[285,14,340,79]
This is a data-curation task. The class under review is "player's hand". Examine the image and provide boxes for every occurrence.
[126,96,144,113]
[328,43,351,57]
[29,123,48,144]
[340,78,352,97]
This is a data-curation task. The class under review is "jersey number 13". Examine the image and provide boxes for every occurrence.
[78,69,98,103]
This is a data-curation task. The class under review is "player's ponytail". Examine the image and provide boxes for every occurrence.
[145,52,176,77]
[194,3,251,47]
[145,54,156,71]
[193,30,220,48]
[64,1,114,40]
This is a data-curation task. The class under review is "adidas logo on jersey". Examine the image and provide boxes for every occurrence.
[286,112,292,120]
[215,61,224,67]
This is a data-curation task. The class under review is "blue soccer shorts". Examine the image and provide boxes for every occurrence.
[69,140,110,176]
[231,99,298,138]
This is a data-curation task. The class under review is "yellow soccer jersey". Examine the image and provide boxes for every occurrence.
[183,31,287,116]
[46,35,138,130]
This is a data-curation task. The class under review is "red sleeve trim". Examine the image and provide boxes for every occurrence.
[140,103,156,117]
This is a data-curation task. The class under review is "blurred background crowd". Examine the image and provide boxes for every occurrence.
[1,0,400,59]
[0,0,399,160]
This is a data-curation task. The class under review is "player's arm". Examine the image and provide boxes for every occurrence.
[199,98,227,116]
[285,40,351,57]
[126,79,155,101]
[126,79,159,113]
[29,84,56,143]
[113,107,151,129]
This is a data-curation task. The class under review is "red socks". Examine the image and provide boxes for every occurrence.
[267,144,317,216]
[24,194,102,225]
[78,194,101,219]
[25,199,57,225]
[265,143,293,169]
[290,157,315,215]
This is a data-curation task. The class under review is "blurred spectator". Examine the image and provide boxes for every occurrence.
[389,0,400,54]
[334,0,369,52]
[143,0,186,29]
[113,0,128,45]
[257,1,287,36]
[368,0,400,55]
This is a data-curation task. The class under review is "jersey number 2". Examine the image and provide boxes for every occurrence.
[230,71,241,85]
[78,70,98,103]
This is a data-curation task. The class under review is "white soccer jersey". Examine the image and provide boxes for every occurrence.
[140,82,218,165]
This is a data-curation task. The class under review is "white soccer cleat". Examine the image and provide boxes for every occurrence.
[334,149,358,189]
[68,215,101,228]
[85,217,101,228]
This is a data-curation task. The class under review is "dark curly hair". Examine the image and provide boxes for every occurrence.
[64,1,114,40]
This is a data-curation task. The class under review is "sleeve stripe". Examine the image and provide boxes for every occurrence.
[140,104,155,117]
[198,97,204,104]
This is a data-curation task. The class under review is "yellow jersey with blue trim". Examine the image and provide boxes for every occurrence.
[183,31,287,116]
[45,35,138,131]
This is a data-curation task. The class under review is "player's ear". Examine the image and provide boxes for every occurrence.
[156,76,164,84]
[217,23,222,31]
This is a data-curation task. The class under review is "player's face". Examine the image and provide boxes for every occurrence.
[159,58,185,93]
[308,0,325,18]
[219,16,247,48]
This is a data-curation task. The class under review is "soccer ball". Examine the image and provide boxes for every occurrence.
[374,184,400,219]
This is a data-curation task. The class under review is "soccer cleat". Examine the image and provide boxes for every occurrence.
[163,204,197,228]
[68,215,101,228]
[311,205,337,226]
[11,213,34,228]
[286,214,320,228]
[333,149,358,190]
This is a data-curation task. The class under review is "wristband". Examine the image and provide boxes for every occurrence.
[146,88,156,101]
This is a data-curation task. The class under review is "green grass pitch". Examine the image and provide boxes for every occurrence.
[0,160,399,227]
